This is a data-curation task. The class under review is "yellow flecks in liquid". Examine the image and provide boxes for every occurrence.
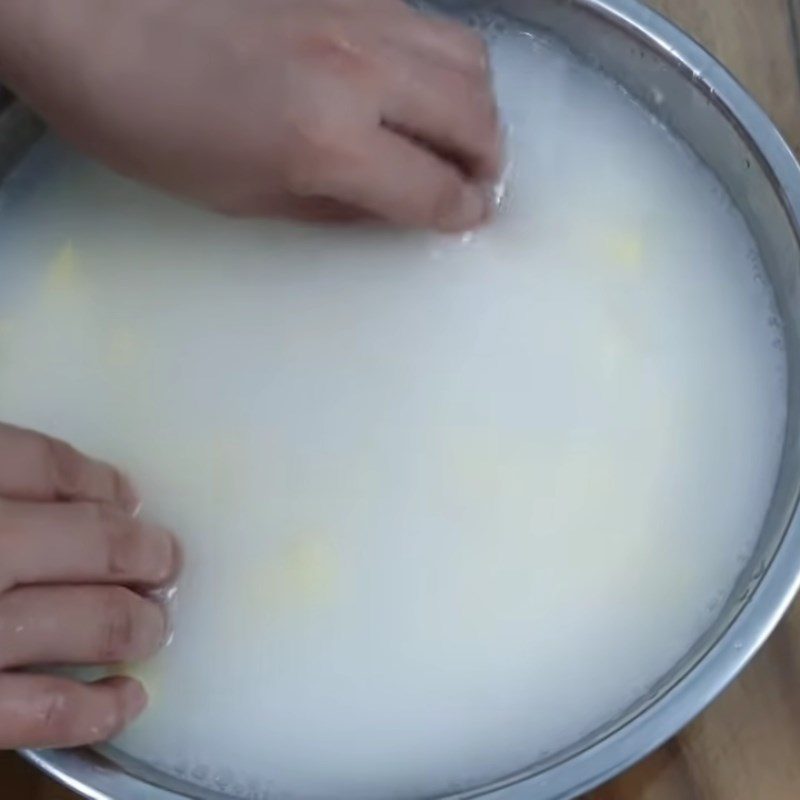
[603,231,644,272]
[114,658,164,705]
[283,538,339,604]
[39,241,94,321]
[106,327,142,369]
[247,536,341,614]
[44,241,81,295]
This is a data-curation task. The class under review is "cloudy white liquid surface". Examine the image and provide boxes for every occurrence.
[0,23,788,800]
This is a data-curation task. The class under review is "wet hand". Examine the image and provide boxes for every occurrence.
[4,0,501,232]
[0,424,176,749]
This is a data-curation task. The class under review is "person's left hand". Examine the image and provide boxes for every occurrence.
[0,424,176,749]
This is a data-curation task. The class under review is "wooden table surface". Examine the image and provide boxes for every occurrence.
[4,0,800,798]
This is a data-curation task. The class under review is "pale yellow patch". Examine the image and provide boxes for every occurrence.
[0,318,15,337]
[44,241,81,295]
[603,231,644,272]
[106,327,142,369]
[247,536,340,614]
[114,658,163,705]
[283,538,339,604]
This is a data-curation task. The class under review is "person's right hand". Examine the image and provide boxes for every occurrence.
[0,424,176,749]
[0,0,502,232]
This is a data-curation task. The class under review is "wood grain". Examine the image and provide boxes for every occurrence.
[589,605,800,800]
[2,1,800,798]
[0,751,75,799]
[651,0,800,153]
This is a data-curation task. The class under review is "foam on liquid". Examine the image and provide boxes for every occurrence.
[0,24,787,800]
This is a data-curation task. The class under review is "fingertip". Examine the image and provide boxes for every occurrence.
[488,139,506,184]
[115,470,142,517]
[473,112,505,184]
[136,525,180,586]
[102,675,149,724]
[139,598,170,657]
[122,678,149,720]
[162,529,181,585]
[412,13,491,76]
[435,184,489,233]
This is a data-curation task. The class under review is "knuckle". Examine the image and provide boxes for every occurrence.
[432,21,489,71]
[478,91,500,133]
[0,532,10,564]
[79,502,131,577]
[435,67,492,123]
[471,34,491,68]
[0,507,20,591]
[455,28,490,70]
[474,100,502,165]
[464,94,500,149]
[42,436,85,500]
[89,499,120,530]
[455,71,495,119]
[98,588,137,661]
[299,22,371,73]
[35,686,76,744]
[283,116,352,196]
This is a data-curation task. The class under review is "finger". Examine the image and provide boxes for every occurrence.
[0,673,146,749]
[381,53,501,181]
[0,500,176,590]
[297,128,489,232]
[381,5,490,75]
[267,195,372,224]
[0,586,166,669]
[0,423,138,512]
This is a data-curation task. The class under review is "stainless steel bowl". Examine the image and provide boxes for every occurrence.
[6,0,800,798]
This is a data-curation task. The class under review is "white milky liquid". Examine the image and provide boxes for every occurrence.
[0,25,787,800]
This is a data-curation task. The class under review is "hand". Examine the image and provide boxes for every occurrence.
[0,424,176,749]
[2,0,502,232]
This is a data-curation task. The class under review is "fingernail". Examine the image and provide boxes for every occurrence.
[437,185,487,233]
[117,471,142,517]
[122,679,148,720]
[138,601,169,656]
[139,526,178,584]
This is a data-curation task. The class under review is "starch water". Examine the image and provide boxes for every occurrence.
[0,22,787,800]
